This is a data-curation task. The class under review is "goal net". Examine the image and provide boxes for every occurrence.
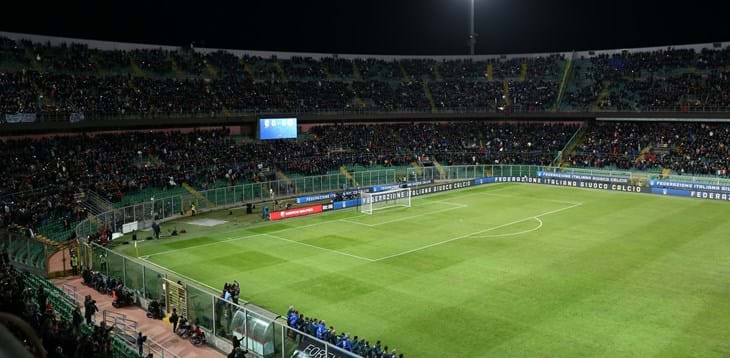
[360,188,411,215]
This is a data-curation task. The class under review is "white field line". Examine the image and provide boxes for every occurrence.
[262,233,376,262]
[146,183,511,241]
[141,183,527,259]
[480,192,582,205]
[144,217,352,258]
[372,202,582,262]
[138,256,221,292]
[341,204,469,227]
[471,217,543,238]
[146,194,479,256]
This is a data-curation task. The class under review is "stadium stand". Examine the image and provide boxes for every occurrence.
[2,31,730,358]
[2,35,730,119]
[0,122,576,237]
[0,255,140,357]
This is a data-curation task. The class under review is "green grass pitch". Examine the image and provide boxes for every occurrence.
[117,183,730,357]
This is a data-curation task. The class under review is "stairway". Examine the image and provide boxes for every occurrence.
[399,61,411,82]
[182,183,213,208]
[592,80,612,111]
[554,52,575,111]
[502,80,511,107]
[423,80,437,113]
[487,63,494,81]
[433,64,443,81]
[76,190,114,216]
[634,145,653,164]
[520,63,528,81]
[273,61,288,82]
[170,58,185,78]
[352,61,363,81]
[128,58,146,77]
[552,125,587,167]
[241,60,255,80]
[339,166,358,186]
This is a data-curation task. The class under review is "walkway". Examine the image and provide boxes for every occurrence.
[53,276,227,358]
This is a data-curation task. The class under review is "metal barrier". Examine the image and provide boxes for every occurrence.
[75,169,397,240]
[62,283,77,303]
[103,310,138,345]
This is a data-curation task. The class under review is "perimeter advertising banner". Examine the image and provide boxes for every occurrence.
[293,335,360,358]
[649,179,730,194]
[269,204,323,221]
[537,171,631,184]
[489,176,647,193]
[651,187,730,201]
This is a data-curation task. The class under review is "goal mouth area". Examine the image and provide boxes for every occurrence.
[360,187,412,215]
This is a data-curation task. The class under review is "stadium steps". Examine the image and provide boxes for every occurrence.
[276,170,293,186]
[25,48,44,71]
[273,61,288,81]
[241,60,256,80]
[339,166,358,186]
[346,81,368,108]
[592,80,613,111]
[422,80,438,113]
[78,190,115,216]
[170,58,186,78]
[398,61,411,82]
[432,161,447,178]
[322,64,335,81]
[182,182,214,208]
[433,64,443,81]
[487,63,494,81]
[553,125,588,167]
[128,58,147,77]
[205,62,219,79]
[520,62,528,81]
[352,61,363,81]
[502,80,511,106]
[554,52,575,111]
[635,146,653,164]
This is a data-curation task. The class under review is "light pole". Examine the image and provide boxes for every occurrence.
[468,0,477,55]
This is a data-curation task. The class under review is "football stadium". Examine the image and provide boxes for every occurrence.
[2,2,730,357]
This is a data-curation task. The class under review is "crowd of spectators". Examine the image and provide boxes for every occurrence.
[0,36,573,118]
[3,36,730,117]
[569,121,730,175]
[564,46,730,111]
[0,122,575,238]
[0,255,117,357]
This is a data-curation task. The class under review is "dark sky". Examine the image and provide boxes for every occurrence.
[4,0,729,55]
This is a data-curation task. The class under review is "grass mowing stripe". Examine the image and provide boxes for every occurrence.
[262,233,376,262]
[372,202,582,261]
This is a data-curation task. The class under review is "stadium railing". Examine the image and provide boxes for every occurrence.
[83,242,363,358]
[74,168,397,240]
[5,103,730,125]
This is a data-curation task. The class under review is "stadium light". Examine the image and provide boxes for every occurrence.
[468,0,478,55]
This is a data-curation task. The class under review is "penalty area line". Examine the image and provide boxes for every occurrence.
[262,233,376,262]
[372,202,582,262]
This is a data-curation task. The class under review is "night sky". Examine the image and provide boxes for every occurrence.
[4,0,729,55]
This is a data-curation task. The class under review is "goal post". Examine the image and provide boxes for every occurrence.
[360,188,412,215]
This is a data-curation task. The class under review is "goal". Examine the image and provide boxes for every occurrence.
[360,188,412,215]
